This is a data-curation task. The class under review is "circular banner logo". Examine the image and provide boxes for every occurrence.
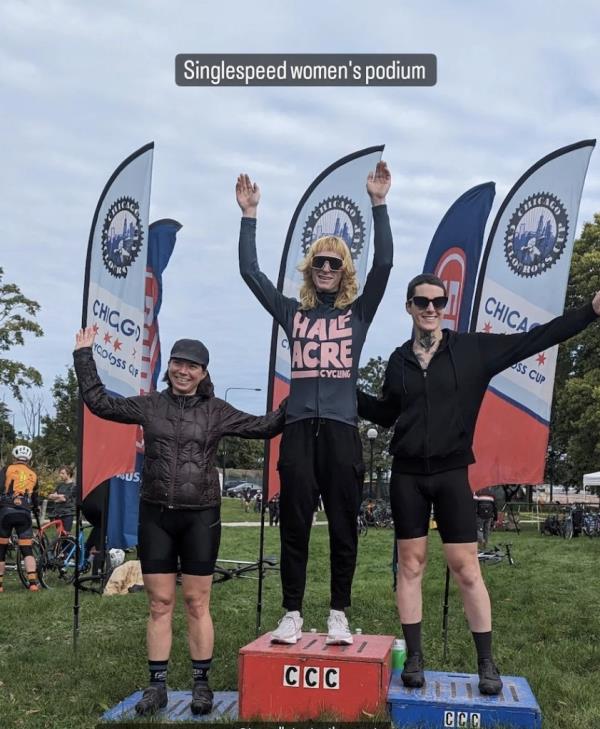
[101,196,144,278]
[504,193,569,278]
[301,195,366,259]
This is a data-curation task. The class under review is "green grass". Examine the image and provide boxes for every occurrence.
[1,523,599,728]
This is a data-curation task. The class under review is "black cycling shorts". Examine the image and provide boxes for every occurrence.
[390,468,477,543]
[0,506,33,541]
[138,500,221,576]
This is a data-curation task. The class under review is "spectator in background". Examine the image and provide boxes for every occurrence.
[47,465,76,533]
[473,489,497,549]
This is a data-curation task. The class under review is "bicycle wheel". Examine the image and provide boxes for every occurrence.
[16,537,45,588]
[41,536,78,588]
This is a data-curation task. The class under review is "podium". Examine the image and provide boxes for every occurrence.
[238,631,394,720]
[388,670,542,728]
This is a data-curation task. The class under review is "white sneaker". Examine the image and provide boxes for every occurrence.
[326,609,353,645]
[271,611,303,644]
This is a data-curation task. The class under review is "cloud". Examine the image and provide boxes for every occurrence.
[1,0,600,429]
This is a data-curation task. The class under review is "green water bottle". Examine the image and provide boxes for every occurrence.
[392,638,406,670]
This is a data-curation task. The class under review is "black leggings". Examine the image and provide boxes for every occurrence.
[138,501,221,575]
[390,468,477,543]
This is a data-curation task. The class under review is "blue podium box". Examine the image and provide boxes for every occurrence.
[388,670,542,728]
[101,690,238,722]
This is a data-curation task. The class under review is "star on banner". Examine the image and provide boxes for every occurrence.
[483,321,492,333]
[103,332,112,344]
[536,352,546,366]
[92,324,99,335]
[113,338,122,351]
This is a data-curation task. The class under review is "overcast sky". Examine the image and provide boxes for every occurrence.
[2,0,600,432]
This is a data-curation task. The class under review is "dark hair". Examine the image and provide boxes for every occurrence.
[59,465,75,478]
[406,273,447,301]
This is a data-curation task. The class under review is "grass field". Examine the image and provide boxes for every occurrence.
[0,516,599,728]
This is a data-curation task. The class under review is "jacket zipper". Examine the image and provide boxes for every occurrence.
[423,369,430,470]
[169,397,185,508]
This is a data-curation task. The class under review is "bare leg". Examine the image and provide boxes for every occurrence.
[181,574,214,660]
[395,537,428,623]
[443,542,491,632]
[143,573,177,660]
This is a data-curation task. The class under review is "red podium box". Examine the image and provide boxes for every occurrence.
[238,632,394,720]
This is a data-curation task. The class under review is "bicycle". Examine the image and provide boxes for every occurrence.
[478,543,515,566]
[35,518,90,588]
[212,554,279,584]
[3,532,43,589]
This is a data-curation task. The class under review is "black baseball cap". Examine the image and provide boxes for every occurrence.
[169,339,209,367]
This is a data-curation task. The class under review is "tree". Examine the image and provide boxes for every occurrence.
[37,367,78,469]
[0,267,44,400]
[218,437,264,470]
[0,401,16,465]
[357,356,393,499]
[547,214,600,493]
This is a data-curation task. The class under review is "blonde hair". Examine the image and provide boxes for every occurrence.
[297,236,358,310]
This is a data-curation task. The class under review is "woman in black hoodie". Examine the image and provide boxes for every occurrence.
[359,273,600,695]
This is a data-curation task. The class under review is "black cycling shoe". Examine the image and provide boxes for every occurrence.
[191,683,214,715]
[478,658,503,695]
[135,684,168,716]
[401,652,425,688]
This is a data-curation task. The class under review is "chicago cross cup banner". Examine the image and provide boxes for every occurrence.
[469,140,595,489]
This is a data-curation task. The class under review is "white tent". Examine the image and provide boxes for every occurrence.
[583,471,600,487]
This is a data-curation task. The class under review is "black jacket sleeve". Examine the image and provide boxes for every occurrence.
[218,398,287,439]
[357,358,401,427]
[73,347,148,424]
[354,205,394,323]
[478,303,598,376]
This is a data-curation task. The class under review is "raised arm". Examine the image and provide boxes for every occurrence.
[479,294,600,376]
[236,173,295,328]
[73,327,147,424]
[356,161,394,322]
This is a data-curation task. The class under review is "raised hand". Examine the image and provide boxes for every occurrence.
[236,174,260,217]
[75,326,96,350]
[367,161,391,205]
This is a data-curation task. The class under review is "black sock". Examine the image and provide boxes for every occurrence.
[472,631,493,661]
[401,622,422,656]
[149,660,169,686]
[192,658,212,686]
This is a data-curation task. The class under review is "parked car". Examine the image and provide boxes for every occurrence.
[224,482,261,498]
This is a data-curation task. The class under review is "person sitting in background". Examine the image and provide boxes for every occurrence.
[46,465,76,533]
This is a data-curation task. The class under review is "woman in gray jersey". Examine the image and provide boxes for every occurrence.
[237,163,393,644]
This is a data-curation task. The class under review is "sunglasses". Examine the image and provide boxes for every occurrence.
[312,255,343,271]
[409,296,448,311]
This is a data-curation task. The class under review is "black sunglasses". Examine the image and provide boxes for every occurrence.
[409,295,448,311]
[312,255,343,271]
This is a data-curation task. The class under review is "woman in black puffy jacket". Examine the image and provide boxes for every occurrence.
[74,327,284,717]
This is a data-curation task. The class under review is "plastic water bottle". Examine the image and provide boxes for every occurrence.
[355,628,363,635]
[392,638,406,670]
